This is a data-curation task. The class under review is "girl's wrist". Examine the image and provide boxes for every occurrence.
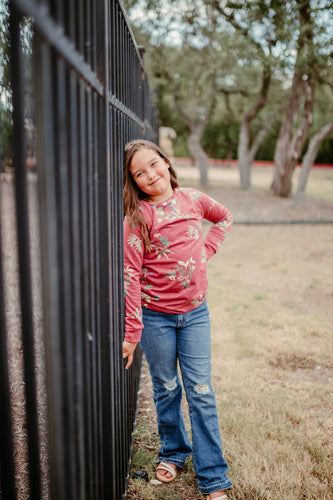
[124,331,142,343]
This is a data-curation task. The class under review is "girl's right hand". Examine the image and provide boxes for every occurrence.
[123,341,138,369]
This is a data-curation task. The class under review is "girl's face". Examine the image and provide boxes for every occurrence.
[130,148,174,203]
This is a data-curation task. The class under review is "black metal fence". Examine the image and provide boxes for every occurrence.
[0,0,158,498]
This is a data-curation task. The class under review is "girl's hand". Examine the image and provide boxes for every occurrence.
[123,341,138,369]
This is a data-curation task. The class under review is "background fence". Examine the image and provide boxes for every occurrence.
[0,0,158,498]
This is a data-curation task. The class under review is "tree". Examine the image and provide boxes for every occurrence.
[174,86,215,186]
[0,2,33,171]
[0,0,12,171]
[272,74,315,197]
[124,0,333,183]
[271,0,317,197]
[236,67,272,188]
[207,0,278,188]
[208,0,333,195]
[270,0,333,197]
[166,42,218,186]
[294,121,333,205]
[125,0,235,185]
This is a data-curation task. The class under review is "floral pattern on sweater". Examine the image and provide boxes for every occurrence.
[123,187,232,342]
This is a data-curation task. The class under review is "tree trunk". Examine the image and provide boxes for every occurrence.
[187,125,210,186]
[272,0,315,197]
[238,111,274,189]
[294,122,333,206]
[249,113,274,164]
[271,72,305,195]
[238,119,251,189]
[174,91,215,187]
[237,68,271,190]
[272,77,315,197]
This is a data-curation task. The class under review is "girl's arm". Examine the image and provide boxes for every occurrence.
[123,217,144,369]
[123,217,144,342]
[199,191,233,259]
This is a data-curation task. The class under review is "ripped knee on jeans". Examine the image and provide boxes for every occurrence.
[164,376,177,392]
[194,383,211,395]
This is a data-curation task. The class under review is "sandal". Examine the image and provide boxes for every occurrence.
[156,461,177,483]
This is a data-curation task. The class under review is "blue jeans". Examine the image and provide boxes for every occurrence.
[140,301,232,495]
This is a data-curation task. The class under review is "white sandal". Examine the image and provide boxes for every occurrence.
[156,461,177,483]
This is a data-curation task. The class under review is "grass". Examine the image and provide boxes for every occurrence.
[127,168,333,499]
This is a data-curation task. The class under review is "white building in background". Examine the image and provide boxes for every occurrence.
[159,126,177,159]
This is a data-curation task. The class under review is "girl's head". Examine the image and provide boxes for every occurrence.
[124,139,178,204]
[123,139,179,249]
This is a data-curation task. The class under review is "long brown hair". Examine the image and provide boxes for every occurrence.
[123,139,178,250]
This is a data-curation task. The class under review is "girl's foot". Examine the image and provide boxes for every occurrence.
[206,491,229,500]
[156,461,177,483]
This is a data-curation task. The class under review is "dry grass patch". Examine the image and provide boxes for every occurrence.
[207,224,333,500]
[127,171,333,499]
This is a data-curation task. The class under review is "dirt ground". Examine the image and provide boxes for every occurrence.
[127,167,333,500]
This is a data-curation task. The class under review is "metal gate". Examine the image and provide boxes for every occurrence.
[0,0,158,498]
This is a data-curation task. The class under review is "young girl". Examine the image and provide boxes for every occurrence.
[122,139,233,500]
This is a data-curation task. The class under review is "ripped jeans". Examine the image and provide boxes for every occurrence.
[140,301,232,495]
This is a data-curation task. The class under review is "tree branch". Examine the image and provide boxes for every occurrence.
[174,90,194,128]
[294,121,333,205]
[289,78,315,162]
[243,67,271,123]
[218,87,249,98]
[210,0,265,55]
[249,113,275,161]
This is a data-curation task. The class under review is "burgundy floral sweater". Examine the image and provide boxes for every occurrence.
[123,187,233,343]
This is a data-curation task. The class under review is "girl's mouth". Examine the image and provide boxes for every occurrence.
[149,177,160,186]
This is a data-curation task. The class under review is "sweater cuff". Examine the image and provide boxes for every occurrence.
[204,242,216,261]
[125,329,142,343]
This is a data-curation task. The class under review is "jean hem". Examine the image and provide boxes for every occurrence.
[199,480,233,495]
[158,457,188,468]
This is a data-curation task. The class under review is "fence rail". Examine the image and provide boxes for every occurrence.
[0,0,158,498]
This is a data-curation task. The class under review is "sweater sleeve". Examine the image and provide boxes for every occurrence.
[123,217,144,343]
[199,191,233,260]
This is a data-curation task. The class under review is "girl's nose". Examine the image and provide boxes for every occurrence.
[147,167,156,179]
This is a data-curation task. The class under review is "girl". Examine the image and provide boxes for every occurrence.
[122,139,233,500]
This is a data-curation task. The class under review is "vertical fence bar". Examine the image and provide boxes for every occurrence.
[68,68,86,499]
[8,6,42,499]
[56,55,79,499]
[91,89,98,499]
[33,38,63,499]
[78,79,92,499]
[95,94,108,499]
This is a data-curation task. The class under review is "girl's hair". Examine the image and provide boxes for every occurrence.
[123,139,179,250]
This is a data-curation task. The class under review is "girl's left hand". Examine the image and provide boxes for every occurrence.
[123,341,138,369]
